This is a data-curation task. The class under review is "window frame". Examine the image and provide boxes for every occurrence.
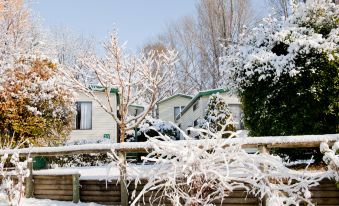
[174,106,186,119]
[192,102,198,111]
[74,101,93,130]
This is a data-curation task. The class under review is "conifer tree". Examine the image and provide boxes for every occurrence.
[201,93,236,137]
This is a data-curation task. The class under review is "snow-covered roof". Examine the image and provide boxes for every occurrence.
[157,93,193,105]
[176,88,229,120]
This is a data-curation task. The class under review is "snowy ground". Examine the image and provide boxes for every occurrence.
[33,164,160,180]
[22,198,103,206]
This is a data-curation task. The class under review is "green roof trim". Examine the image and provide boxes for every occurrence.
[129,104,145,109]
[157,93,193,105]
[89,85,119,94]
[176,88,228,120]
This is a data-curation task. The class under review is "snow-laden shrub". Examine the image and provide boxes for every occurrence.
[198,93,236,138]
[0,59,75,146]
[109,126,326,206]
[0,153,29,206]
[320,141,339,181]
[48,139,114,168]
[221,0,338,163]
[221,0,338,136]
[126,116,178,142]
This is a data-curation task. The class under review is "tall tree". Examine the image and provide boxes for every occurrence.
[62,31,177,143]
[0,0,74,146]
[158,0,254,94]
[221,0,338,160]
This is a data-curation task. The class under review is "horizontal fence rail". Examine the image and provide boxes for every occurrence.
[0,133,338,157]
[0,133,338,206]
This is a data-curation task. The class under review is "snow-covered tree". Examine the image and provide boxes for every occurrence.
[199,93,236,137]
[221,0,338,138]
[62,31,177,143]
[0,0,49,72]
[0,0,74,146]
[0,59,75,146]
[116,126,326,206]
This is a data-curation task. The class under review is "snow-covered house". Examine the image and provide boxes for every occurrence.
[70,87,119,142]
[176,89,243,137]
[157,94,193,123]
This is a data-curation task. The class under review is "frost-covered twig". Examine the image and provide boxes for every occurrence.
[0,138,29,206]
[107,126,327,206]
[320,141,339,181]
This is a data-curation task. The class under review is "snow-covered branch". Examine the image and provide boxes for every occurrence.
[61,31,177,142]
[320,141,339,181]
[107,126,330,206]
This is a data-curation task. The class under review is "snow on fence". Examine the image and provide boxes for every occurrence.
[0,134,338,206]
[0,133,338,157]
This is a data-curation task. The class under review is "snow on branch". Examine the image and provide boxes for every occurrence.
[320,141,339,181]
[60,30,178,142]
[122,127,330,206]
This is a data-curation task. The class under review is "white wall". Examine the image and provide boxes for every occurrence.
[158,96,192,123]
[177,94,243,138]
[69,91,118,143]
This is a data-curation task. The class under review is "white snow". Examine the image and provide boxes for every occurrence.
[0,133,337,156]
[21,198,103,206]
[33,164,158,180]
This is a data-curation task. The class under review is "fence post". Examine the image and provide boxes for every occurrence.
[119,150,128,206]
[25,157,34,198]
[258,145,269,206]
[72,173,80,203]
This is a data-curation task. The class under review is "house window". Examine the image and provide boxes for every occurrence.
[193,119,199,127]
[174,106,185,119]
[193,102,198,111]
[75,101,92,130]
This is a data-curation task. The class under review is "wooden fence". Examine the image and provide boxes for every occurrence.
[0,134,338,206]
[24,175,338,206]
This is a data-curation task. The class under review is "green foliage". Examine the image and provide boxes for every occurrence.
[232,1,339,162]
[202,94,236,137]
[0,59,75,146]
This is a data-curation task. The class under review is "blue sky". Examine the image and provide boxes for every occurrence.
[32,0,268,51]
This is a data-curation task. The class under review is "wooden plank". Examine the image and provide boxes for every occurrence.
[119,151,128,206]
[80,184,121,191]
[25,158,33,198]
[34,189,73,195]
[34,184,73,190]
[2,134,337,157]
[72,174,80,203]
[212,198,259,204]
[34,194,73,201]
[311,190,339,197]
[311,197,339,204]
[80,190,120,196]
[80,195,121,202]
[34,178,73,185]
[80,180,119,185]
[34,175,72,180]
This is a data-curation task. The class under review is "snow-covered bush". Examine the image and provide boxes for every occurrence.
[0,59,75,146]
[221,0,338,137]
[48,139,114,168]
[320,141,339,181]
[198,93,236,138]
[120,126,326,206]
[221,0,338,163]
[126,116,178,142]
[0,1,74,146]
